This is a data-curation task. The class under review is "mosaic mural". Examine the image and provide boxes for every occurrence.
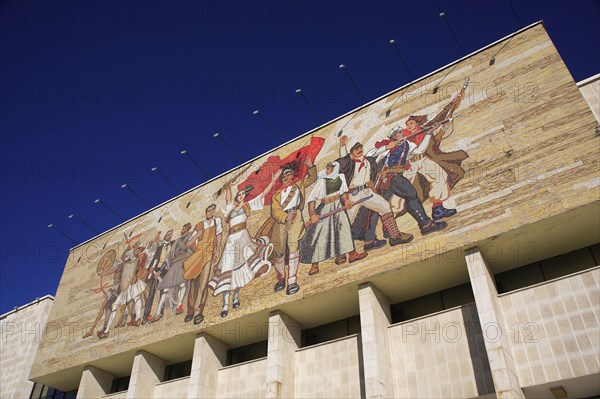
[30,25,600,380]
[81,84,472,340]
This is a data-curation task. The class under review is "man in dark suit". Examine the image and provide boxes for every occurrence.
[142,230,173,324]
[335,136,413,248]
[356,126,448,242]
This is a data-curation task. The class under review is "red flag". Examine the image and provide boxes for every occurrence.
[124,233,142,245]
[239,137,324,205]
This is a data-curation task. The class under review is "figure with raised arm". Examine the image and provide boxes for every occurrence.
[209,171,279,317]
[270,159,317,295]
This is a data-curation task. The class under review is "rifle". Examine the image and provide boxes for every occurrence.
[372,114,459,191]
[430,78,469,142]
[212,164,254,200]
[400,114,461,142]
[304,195,374,228]
[374,147,393,192]
[151,269,164,283]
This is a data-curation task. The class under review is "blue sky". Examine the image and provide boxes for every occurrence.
[1,0,599,314]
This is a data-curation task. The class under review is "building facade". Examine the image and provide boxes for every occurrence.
[26,22,599,399]
[1,296,57,399]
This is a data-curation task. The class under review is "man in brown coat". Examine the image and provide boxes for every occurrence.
[183,204,223,325]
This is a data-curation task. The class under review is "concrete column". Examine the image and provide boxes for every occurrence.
[76,365,114,399]
[187,333,227,399]
[358,282,393,399]
[126,351,165,399]
[465,248,525,399]
[266,311,301,399]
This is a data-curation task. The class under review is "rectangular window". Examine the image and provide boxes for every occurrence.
[390,282,474,324]
[163,360,192,381]
[495,244,599,294]
[30,384,72,399]
[300,315,360,347]
[495,262,545,293]
[110,376,130,394]
[226,341,268,366]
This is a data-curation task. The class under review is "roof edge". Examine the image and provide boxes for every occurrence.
[0,294,55,320]
[577,73,600,87]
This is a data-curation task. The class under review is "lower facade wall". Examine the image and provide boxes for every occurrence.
[295,335,362,398]
[0,298,54,399]
[101,391,127,399]
[388,303,494,398]
[216,358,267,398]
[500,267,600,387]
[74,263,600,398]
[153,377,190,399]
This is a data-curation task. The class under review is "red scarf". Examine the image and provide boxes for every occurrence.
[403,126,424,145]
[353,157,366,173]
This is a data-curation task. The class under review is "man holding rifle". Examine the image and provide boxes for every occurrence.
[369,122,448,235]
[398,115,456,220]
[336,137,414,248]
[387,81,469,220]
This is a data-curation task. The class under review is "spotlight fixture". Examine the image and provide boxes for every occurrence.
[389,38,414,80]
[252,109,282,141]
[150,166,180,193]
[93,198,125,221]
[213,132,244,162]
[67,213,100,233]
[295,88,322,122]
[338,63,366,101]
[48,223,77,244]
[180,149,205,177]
[439,11,466,56]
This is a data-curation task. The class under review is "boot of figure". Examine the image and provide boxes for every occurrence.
[286,251,300,295]
[381,212,413,246]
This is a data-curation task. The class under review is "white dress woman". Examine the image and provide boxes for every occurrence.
[300,162,367,275]
[209,171,279,317]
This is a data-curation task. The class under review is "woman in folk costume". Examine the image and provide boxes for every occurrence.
[300,162,367,276]
[209,170,280,317]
